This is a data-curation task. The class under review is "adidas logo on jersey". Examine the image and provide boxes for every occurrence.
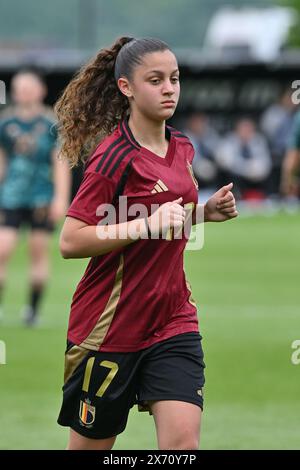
[151,179,169,194]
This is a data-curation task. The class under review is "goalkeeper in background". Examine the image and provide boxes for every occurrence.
[0,69,71,326]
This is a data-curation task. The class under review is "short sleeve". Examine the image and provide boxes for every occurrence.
[185,138,196,164]
[66,171,117,225]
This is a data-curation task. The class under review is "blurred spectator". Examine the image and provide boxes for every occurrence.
[216,118,272,200]
[260,88,297,196]
[184,112,220,201]
[280,109,300,199]
[0,69,71,326]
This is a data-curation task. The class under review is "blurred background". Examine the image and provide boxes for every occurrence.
[0,0,299,450]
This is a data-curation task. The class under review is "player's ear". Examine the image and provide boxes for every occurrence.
[117,77,133,99]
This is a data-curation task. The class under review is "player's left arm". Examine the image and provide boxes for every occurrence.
[192,182,238,224]
[186,141,238,224]
[49,147,72,223]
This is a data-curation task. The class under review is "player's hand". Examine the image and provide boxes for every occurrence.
[147,196,185,236]
[204,183,238,222]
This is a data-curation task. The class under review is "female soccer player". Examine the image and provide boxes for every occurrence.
[55,36,238,450]
[0,69,71,326]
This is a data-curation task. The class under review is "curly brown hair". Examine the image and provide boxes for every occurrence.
[54,36,170,168]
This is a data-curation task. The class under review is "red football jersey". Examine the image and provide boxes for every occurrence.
[66,115,200,352]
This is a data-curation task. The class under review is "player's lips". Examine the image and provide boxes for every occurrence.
[161,100,176,107]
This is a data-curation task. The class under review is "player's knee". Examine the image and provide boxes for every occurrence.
[159,432,199,450]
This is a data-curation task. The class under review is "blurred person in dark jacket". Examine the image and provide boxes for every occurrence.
[216,117,272,200]
[184,112,220,202]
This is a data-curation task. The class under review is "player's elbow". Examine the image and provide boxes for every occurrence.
[60,216,92,259]
[59,233,76,259]
[60,238,71,259]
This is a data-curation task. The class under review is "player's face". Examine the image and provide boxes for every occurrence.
[237,120,256,141]
[120,50,180,121]
[11,74,46,106]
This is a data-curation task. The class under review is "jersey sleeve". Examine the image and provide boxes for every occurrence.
[185,137,196,164]
[66,171,117,225]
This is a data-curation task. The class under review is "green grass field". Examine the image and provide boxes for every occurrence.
[0,211,299,449]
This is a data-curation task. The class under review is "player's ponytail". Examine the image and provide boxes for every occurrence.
[54,36,170,168]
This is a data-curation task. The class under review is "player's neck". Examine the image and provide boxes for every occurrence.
[14,103,44,120]
[128,111,167,149]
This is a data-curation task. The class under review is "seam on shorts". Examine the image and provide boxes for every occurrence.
[137,395,204,410]
[58,421,126,440]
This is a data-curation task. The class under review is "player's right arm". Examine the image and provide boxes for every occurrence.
[60,199,185,258]
[60,215,149,258]
[59,168,185,259]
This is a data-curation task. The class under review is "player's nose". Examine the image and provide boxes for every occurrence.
[162,80,175,95]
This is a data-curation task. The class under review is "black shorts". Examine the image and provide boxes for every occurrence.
[57,332,206,440]
[0,206,55,232]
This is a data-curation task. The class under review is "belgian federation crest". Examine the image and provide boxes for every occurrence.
[186,160,199,190]
[79,399,96,427]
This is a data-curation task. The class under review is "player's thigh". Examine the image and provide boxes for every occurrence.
[148,399,202,450]
[0,226,19,262]
[67,428,117,450]
[58,343,141,445]
[29,206,55,237]
[137,333,205,449]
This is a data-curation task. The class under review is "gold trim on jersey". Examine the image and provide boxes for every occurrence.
[79,253,125,350]
[151,179,169,194]
[64,344,90,385]
[186,160,199,190]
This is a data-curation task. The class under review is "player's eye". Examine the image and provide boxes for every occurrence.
[150,77,179,85]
